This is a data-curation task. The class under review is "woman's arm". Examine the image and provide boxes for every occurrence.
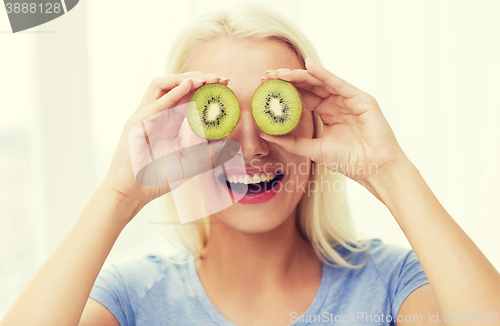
[0,185,142,326]
[0,74,221,326]
[367,156,500,323]
[261,58,500,325]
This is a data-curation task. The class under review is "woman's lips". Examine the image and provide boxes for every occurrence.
[219,169,284,205]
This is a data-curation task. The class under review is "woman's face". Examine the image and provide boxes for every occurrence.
[185,38,314,233]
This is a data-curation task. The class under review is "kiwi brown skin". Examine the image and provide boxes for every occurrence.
[251,79,303,136]
[187,83,240,140]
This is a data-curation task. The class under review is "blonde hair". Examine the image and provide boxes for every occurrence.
[159,5,369,268]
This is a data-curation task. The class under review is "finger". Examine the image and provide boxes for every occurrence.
[264,69,323,88]
[263,70,332,99]
[273,67,369,118]
[133,77,197,123]
[273,69,344,97]
[135,75,199,114]
[181,71,205,75]
[136,138,236,191]
[298,89,324,111]
[305,58,362,99]
[272,69,326,88]
[260,73,331,117]
[136,73,230,114]
[183,72,231,87]
[148,77,201,115]
[260,133,320,161]
[184,72,226,84]
[263,70,359,123]
[164,139,234,184]
[298,84,331,99]
[263,70,279,79]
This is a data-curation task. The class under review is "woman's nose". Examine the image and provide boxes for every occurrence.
[228,109,269,161]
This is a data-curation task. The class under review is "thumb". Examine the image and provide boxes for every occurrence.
[260,133,319,161]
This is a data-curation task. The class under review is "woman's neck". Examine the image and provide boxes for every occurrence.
[195,209,322,297]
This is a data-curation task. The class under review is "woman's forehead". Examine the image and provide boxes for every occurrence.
[185,38,303,76]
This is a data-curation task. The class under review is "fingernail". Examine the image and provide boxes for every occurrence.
[277,69,291,72]
[305,57,315,65]
[220,77,230,82]
[206,73,220,78]
[260,133,272,142]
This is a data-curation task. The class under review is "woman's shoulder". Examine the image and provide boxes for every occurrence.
[90,252,195,325]
[103,251,192,285]
[334,238,417,267]
[319,242,429,319]
[366,238,416,263]
[365,238,422,276]
[91,251,193,305]
[329,238,428,296]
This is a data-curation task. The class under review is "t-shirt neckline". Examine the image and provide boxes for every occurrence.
[187,255,331,326]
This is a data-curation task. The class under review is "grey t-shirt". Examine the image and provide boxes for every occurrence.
[89,238,429,325]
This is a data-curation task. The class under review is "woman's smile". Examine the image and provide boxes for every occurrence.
[219,167,286,204]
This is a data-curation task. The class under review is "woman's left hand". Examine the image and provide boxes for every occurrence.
[261,58,409,194]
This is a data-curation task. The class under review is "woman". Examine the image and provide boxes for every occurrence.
[2,7,499,326]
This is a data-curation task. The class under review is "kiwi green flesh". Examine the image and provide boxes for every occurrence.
[251,79,302,135]
[188,84,240,139]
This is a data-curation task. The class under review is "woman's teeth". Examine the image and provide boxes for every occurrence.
[226,173,277,184]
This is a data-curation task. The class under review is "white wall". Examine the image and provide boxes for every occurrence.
[1,0,499,318]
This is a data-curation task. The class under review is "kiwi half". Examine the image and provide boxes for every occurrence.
[188,83,240,139]
[251,79,302,135]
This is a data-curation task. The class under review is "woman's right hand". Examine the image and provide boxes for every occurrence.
[0,72,228,326]
[102,73,229,216]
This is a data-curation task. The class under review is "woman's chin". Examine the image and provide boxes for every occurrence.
[213,204,290,234]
